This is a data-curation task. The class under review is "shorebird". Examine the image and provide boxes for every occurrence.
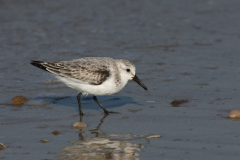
[31,57,147,115]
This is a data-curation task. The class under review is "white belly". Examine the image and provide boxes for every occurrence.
[55,75,127,96]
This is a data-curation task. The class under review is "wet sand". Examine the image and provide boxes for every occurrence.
[1,0,240,159]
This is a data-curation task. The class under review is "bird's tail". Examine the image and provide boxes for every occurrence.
[30,60,48,71]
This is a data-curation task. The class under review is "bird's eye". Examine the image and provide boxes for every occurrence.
[126,69,130,72]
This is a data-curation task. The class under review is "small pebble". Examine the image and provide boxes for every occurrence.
[171,100,181,105]
[171,100,189,107]
[52,130,60,135]
[125,150,134,154]
[12,96,28,107]
[0,143,7,150]
[73,122,87,128]
[146,135,162,139]
[41,139,50,143]
[228,110,240,119]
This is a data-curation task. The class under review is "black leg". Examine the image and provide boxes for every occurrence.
[77,93,84,115]
[93,96,109,115]
[79,114,83,122]
[78,114,84,140]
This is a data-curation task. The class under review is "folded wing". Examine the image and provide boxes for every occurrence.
[30,59,110,85]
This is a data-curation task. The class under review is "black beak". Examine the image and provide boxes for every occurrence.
[132,75,148,90]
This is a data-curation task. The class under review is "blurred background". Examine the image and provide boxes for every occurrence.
[1,0,240,159]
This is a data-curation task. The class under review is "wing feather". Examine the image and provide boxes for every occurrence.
[32,58,112,85]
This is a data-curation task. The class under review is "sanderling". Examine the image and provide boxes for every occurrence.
[30,57,147,115]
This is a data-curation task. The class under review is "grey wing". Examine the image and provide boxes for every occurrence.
[41,59,111,85]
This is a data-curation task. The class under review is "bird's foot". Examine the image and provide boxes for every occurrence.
[104,111,120,115]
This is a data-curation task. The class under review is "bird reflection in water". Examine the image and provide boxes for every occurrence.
[58,115,142,160]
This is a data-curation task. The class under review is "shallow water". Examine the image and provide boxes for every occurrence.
[1,0,240,159]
